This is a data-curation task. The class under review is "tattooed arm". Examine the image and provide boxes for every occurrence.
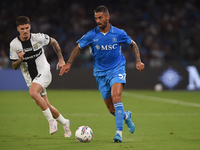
[49,37,65,70]
[130,40,145,72]
[66,45,81,65]
[59,45,81,75]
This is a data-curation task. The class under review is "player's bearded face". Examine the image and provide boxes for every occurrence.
[95,12,109,30]
[98,20,107,30]
[17,24,31,40]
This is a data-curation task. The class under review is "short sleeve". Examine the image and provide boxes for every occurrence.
[38,33,51,46]
[10,43,19,61]
[120,29,132,45]
[76,31,93,49]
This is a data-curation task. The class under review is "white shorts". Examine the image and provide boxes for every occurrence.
[31,70,52,96]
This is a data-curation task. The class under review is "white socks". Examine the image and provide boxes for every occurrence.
[42,108,54,122]
[56,114,66,125]
[42,108,66,126]
[117,131,122,137]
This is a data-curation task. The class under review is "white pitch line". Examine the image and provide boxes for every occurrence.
[123,92,200,108]
[68,113,200,116]
[131,113,200,116]
[1,113,199,117]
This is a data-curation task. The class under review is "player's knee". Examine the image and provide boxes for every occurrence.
[29,90,39,100]
[111,92,121,103]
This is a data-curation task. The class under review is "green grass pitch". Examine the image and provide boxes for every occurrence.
[0,90,200,150]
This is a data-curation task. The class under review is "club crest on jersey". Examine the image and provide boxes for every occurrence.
[112,37,117,42]
[33,44,38,50]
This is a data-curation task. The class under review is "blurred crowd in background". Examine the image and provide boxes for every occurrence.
[0,0,200,70]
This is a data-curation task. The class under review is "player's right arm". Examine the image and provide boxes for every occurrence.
[59,45,81,76]
[12,50,25,70]
[59,30,94,76]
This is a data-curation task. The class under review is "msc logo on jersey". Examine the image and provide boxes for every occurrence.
[96,44,117,50]
[101,44,117,50]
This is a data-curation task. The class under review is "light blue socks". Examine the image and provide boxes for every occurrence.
[114,102,124,131]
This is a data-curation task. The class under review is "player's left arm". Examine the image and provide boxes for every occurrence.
[130,40,145,72]
[49,37,65,70]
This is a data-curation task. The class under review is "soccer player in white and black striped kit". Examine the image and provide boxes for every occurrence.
[10,16,71,137]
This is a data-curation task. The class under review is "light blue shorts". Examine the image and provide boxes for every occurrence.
[95,67,126,100]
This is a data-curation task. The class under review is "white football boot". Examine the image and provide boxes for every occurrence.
[49,120,58,135]
[63,119,71,137]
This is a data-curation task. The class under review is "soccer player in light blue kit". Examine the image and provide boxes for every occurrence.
[60,5,145,142]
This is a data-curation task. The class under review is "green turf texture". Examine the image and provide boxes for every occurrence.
[0,90,200,150]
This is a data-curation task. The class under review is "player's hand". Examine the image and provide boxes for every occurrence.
[59,63,71,76]
[136,62,145,72]
[18,50,25,62]
[57,59,65,70]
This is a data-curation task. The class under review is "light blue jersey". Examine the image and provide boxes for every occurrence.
[77,24,132,76]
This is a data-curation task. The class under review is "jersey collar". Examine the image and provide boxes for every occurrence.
[96,24,114,34]
[17,33,32,42]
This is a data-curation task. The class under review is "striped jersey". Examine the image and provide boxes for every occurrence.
[10,33,51,87]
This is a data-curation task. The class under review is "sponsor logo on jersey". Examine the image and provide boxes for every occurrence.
[95,44,117,50]
[24,47,32,52]
[93,39,98,42]
[101,44,117,50]
[24,50,42,61]
[95,44,118,50]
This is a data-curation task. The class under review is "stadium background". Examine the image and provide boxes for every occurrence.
[0,0,200,90]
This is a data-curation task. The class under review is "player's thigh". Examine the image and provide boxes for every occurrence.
[29,82,43,96]
[32,70,52,95]
[109,70,126,103]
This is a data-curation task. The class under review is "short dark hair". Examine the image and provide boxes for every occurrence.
[94,5,109,15]
[16,16,30,26]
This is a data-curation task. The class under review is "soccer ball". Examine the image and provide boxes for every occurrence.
[154,83,163,91]
[75,125,93,142]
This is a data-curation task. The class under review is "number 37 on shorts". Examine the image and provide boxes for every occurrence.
[118,73,126,80]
